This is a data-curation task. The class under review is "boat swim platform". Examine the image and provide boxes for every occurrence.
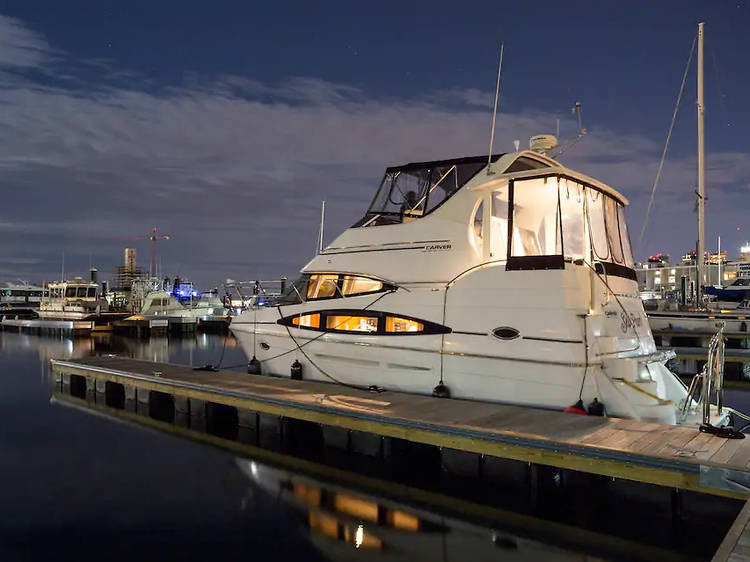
[50,392,719,562]
[49,356,750,500]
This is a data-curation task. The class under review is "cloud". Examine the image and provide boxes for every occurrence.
[0,15,749,284]
[0,15,55,69]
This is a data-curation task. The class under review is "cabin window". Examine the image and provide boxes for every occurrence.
[341,276,383,296]
[278,310,450,335]
[359,158,488,226]
[587,189,609,261]
[292,313,320,329]
[490,187,510,260]
[605,197,624,264]
[510,177,561,257]
[87,287,97,298]
[65,288,76,298]
[618,204,635,267]
[559,178,585,259]
[385,316,423,333]
[473,200,484,240]
[471,199,485,258]
[326,315,378,332]
[307,275,339,300]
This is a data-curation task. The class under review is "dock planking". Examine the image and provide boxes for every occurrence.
[50,355,750,499]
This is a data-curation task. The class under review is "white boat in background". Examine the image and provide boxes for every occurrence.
[231,147,725,426]
[129,289,226,319]
[0,282,45,315]
[37,278,109,320]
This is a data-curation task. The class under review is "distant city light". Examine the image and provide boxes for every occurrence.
[741,243,750,253]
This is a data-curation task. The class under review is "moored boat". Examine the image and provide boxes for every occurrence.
[231,149,723,426]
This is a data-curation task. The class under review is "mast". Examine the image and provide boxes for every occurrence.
[696,22,706,304]
[317,200,326,254]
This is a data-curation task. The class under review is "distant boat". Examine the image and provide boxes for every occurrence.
[37,278,109,320]
[703,277,750,303]
[129,289,226,319]
[0,282,45,317]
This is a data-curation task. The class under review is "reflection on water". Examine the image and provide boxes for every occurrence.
[0,330,745,561]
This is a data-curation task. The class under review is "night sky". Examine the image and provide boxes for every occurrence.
[1,1,749,288]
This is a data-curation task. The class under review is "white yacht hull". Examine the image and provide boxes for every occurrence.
[233,265,687,424]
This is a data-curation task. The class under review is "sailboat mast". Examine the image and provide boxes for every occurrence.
[696,21,706,304]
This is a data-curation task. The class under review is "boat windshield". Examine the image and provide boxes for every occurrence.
[357,156,499,227]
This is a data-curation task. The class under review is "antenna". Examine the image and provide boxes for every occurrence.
[61,251,65,282]
[317,201,326,254]
[547,102,587,158]
[486,42,505,175]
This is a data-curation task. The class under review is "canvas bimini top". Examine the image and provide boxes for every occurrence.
[358,152,552,227]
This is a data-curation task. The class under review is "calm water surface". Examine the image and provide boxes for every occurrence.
[1,330,747,561]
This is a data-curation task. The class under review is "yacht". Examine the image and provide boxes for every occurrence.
[0,282,45,315]
[37,278,109,320]
[704,278,750,303]
[231,150,715,425]
[129,289,226,319]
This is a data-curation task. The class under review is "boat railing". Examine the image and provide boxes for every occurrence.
[680,322,726,425]
[223,279,288,310]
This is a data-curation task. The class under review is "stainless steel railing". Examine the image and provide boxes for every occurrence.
[680,322,726,424]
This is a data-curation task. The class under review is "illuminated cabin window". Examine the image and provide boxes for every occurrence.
[292,313,320,328]
[326,315,378,332]
[385,316,423,333]
[341,276,383,296]
[307,275,339,299]
[279,310,450,335]
[306,274,387,300]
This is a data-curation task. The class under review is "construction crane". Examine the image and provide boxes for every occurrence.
[119,227,171,278]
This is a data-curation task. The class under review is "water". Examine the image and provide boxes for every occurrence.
[0,330,745,561]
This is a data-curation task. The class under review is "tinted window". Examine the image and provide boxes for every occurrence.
[307,275,339,299]
[292,313,320,328]
[341,276,383,296]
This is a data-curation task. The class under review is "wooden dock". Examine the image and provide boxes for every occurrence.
[3,317,94,333]
[48,355,750,500]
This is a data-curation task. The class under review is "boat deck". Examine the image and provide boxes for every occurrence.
[49,355,750,499]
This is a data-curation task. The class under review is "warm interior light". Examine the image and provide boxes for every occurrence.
[355,525,364,549]
[385,316,423,332]
[292,313,320,328]
[326,315,378,332]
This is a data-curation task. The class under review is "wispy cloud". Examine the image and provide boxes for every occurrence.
[0,14,748,283]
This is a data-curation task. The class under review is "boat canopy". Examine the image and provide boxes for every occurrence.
[356,153,550,227]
